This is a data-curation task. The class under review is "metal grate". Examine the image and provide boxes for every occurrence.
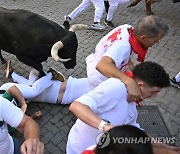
[137,105,171,137]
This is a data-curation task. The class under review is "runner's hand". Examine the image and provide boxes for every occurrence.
[21,138,44,154]
[125,77,141,102]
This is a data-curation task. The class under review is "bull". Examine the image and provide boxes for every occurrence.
[0,7,88,76]
[127,0,161,15]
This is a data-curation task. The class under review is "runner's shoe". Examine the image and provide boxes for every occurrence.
[104,19,114,27]
[170,77,180,89]
[90,23,105,31]
[5,60,13,79]
[48,67,65,82]
[64,15,72,22]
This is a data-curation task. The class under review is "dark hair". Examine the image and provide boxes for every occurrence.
[96,125,153,154]
[134,15,169,38]
[133,61,170,88]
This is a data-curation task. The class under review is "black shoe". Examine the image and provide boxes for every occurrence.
[170,77,180,89]
[5,60,13,78]
[104,19,114,27]
[104,0,110,13]
[48,67,65,82]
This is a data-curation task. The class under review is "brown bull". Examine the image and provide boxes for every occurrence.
[127,0,161,15]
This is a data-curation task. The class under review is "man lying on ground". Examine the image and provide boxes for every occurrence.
[1,60,91,105]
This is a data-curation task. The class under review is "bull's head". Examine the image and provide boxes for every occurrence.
[51,24,88,69]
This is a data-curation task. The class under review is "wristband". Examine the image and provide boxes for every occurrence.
[98,120,108,131]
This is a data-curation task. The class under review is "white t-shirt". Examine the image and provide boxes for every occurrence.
[0,97,23,154]
[66,78,140,154]
[86,24,132,88]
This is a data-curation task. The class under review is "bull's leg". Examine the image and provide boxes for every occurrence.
[127,0,142,7]
[146,0,153,15]
[0,50,6,64]
[16,54,46,77]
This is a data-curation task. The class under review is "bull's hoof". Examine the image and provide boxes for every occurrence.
[127,1,138,7]
[127,3,133,7]
[31,111,42,119]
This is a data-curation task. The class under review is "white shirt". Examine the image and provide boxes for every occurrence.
[86,24,132,88]
[0,97,23,154]
[66,78,140,154]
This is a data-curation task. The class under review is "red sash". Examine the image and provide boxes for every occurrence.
[82,150,95,154]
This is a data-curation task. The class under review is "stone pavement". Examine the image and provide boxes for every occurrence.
[0,0,179,153]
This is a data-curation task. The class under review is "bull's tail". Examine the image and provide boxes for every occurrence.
[69,24,89,32]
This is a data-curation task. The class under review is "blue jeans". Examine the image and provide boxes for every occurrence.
[13,138,21,154]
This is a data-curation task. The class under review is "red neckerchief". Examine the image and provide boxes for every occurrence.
[82,150,95,154]
[125,70,142,107]
[128,27,148,62]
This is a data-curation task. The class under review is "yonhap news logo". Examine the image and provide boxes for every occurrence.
[111,136,176,144]
[96,133,177,148]
[96,132,110,148]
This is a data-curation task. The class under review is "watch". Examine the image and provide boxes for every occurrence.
[98,120,108,131]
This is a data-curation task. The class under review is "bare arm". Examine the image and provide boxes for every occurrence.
[69,101,113,132]
[96,56,141,102]
[7,85,27,113]
[17,114,44,154]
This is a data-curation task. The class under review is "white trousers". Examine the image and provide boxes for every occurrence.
[106,0,129,21]
[0,72,53,99]
[68,0,104,23]
[62,77,91,104]
[12,71,39,85]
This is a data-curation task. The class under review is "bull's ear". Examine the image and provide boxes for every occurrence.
[63,21,70,30]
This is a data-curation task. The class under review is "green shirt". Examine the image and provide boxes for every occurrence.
[2,92,13,101]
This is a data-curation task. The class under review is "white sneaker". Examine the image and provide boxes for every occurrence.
[90,23,105,30]
[64,15,71,22]
[5,60,13,79]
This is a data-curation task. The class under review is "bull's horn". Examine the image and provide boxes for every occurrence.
[51,41,71,62]
[69,24,89,32]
